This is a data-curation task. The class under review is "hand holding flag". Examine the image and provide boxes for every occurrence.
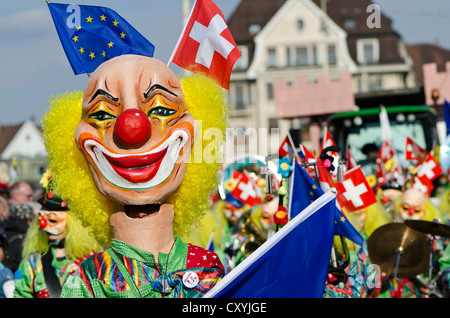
[169,0,241,89]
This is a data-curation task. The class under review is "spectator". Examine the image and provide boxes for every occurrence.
[0,235,14,298]
[0,183,9,200]
[3,204,35,273]
[9,182,33,206]
[0,197,9,236]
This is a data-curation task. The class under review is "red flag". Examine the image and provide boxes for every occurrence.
[378,140,395,164]
[321,128,337,152]
[346,144,357,170]
[169,0,241,89]
[411,176,435,197]
[298,145,316,177]
[230,171,263,206]
[335,166,377,212]
[413,152,442,188]
[405,137,427,162]
[316,158,336,192]
[279,136,294,158]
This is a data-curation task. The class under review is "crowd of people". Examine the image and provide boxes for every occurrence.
[1,148,449,299]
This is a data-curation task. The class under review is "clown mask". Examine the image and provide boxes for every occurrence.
[39,210,67,240]
[75,55,197,206]
[399,188,425,220]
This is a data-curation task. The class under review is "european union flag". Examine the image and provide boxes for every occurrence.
[204,190,337,298]
[47,3,155,75]
[289,162,364,246]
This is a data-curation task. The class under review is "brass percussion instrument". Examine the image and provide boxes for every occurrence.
[404,220,450,238]
[368,223,430,278]
[235,209,268,259]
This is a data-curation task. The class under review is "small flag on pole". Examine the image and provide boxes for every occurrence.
[47,3,155,75]
[169,0,241,89]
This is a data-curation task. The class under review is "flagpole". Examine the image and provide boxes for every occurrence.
[168,0,197,66]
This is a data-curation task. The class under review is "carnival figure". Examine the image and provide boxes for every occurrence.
[42,55,229,298]
[14,175,102,298]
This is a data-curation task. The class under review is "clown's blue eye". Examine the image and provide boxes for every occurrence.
[149,107,176,117]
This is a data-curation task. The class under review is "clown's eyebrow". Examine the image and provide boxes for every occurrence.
[144,84,178,99]
[89,89,119,103]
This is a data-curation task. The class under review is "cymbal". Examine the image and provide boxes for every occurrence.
[368,223,430,278]
[404,220,450,238]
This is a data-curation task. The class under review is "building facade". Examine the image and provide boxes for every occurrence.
[227,0,419,155]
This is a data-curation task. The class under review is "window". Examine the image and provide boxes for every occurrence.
[312,45,318,65]
[249,23,261,35]
[297,19,304,30]
[357,38,379,64]
[267,47,277,67]
[368,76,383,92]
[328,44,337,65]
[266,82,274,100]
[234,46,248,70]
[296,47,308,66]
[235,85,245,110]
[269,118,279,130]
[286,47,292,66]
[344,18,357,30]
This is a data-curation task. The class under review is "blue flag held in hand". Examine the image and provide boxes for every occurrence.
[48,3,155,75]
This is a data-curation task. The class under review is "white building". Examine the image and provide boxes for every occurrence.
[226,0,418,155]
[0,120,47,183]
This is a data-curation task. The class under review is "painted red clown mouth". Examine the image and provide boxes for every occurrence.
[103,147,168,183]
[81,129,190,190]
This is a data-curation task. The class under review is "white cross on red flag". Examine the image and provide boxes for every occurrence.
[334,166,377,212]
[279,135,294,158]
[378,140,395,163]
[169,0,241,89]
[230,171,263,206]
[320,128,337,152]
[405,137,427,162]
[411,152,442,195]
[297,144,316,177]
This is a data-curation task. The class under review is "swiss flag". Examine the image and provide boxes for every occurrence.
[230,171,263,206]
[411,177,435,197]
[316,158,337,192]
[405,137,427,162]
[412,152,442,190]
[375,158,385,181]
[346,144,357,170]
[378,140,395,163]
[335,166,377,212]
[321,128,337,152]
[279,135,294,158]
[169,0,241,89]
[297,144,316,177]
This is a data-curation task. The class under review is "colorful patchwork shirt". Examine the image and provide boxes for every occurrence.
[61,237,224,298]
[14,248,82,298]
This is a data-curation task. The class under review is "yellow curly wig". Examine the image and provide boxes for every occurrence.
[41,75,230,248]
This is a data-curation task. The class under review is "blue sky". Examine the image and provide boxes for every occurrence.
[0,0,449,125]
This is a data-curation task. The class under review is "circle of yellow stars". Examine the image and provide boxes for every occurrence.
[71,14,127,60]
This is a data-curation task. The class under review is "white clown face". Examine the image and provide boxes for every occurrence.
[399,189,425,220]
[75,55,196,206]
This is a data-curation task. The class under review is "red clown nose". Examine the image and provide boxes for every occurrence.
[39,218,47,229]
[114,109,151,148]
